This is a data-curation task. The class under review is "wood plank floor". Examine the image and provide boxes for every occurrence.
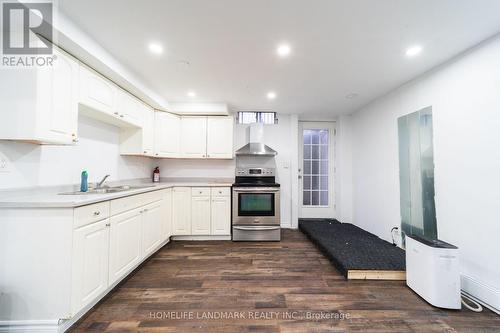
[69,229,500,333]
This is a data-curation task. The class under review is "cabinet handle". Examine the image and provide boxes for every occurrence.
[72,138,79,143]
[114,112,119,115]
[120,114,124,118]
[105,223,110,227]
[143,150,147,154]
[207,155,210,158]
[71,133,76,137]
[93,211,100,216]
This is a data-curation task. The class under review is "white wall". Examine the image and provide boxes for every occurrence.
[0,115,153,189]
[351,35,500,311]
[335,115,354,223]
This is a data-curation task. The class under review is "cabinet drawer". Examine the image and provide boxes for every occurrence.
[111,194,144,216]
[110,190,164,216]
[140,189,164,205]
[192,187,211,196]
[211,187,230,197]
[74,201,110,229]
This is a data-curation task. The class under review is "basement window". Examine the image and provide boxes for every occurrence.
[237,112,277,124]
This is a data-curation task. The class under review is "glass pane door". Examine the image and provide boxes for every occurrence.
[302,129,329,206]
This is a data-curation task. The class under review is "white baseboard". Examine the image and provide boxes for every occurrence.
[0,320,59,333]
[172,235,231,241]
[461,274,500,315]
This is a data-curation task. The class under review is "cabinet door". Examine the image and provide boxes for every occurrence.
[142,200,164,257]
[117,89,143,128]
[162,188,173,240]
[191,196,211,235]
[206,117,234,159]
[211,195,231,235]
[79,64,117,115]
[36,48,79,144]
[71,219,110,315]
[142,106,155,155]
[180,117,207,158]
[172,187,192,235]
[154,111,180,158]
[108,208,142,286]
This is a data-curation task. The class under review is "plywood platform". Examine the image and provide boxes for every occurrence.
[347,269,406,280]
[299,219,406,280]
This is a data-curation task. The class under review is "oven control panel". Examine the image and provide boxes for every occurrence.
[236,167,275,177]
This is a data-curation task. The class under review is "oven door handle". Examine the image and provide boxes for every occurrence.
[233,226,281,231]
[232,188,280,192]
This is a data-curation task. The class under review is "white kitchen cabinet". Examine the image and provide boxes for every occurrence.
[162,188,173,239]
[142,105,155,154]
[119,104,155,156]
[211,195,231,235]
[180,117,208,158]
[141,199,164,257]
[154,111,181,158]
[207,117,234,159]
[71,219,110,315]
[116,89,144,128]
[0,47,79,144]
[79,64,144,129]
[191,195,211,235]
[79,64,117,117]
[172,187,192,235]
[108,208,142,286]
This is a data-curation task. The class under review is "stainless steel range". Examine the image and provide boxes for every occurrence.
[232,167,281,241]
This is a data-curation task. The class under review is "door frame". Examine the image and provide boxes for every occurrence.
[298,121,336,219]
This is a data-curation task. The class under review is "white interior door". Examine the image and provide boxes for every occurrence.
[298,122,336,219]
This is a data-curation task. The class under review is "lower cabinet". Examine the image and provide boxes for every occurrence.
[108,208,142,286]
[141,199,164,257]
[191,195,211,235]
[211,196,231,235]
[171,186,231,236]
[172,187,192,235]
[71,219,110,315]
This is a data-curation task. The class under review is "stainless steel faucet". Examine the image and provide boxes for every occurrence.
[96,174,110,188]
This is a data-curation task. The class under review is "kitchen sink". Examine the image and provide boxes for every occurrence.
[59,185,155,195]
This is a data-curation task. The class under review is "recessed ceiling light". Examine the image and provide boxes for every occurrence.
[277,44,291,57]
[406,45,422,57]
[187,91,196,98]
[267,91,276,99]
[148,42,163,55]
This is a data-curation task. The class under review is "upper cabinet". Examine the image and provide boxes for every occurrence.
[154,111,181,158]
[180,117,208,158]
[120,103,155,156]
[207,117,234,159]
[78,65,142,129]
[116,89,143,128]
[178,116,233,159]
[0,47,79,144]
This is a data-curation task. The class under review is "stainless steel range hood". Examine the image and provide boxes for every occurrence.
[235,123,278,156]
[235,143,277,156]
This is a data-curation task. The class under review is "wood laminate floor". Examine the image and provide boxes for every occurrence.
[69,229,500,333]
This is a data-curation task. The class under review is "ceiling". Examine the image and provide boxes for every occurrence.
[59,0,500,117]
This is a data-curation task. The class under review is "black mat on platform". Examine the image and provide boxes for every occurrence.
[299,219,405,278]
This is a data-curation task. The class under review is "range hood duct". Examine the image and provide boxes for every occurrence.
[235,123,278,156]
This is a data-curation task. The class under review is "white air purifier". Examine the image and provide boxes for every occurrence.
[405,235,461,309]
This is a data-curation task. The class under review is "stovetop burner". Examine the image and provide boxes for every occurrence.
[233,176,280,187]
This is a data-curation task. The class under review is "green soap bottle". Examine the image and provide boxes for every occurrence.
[80,170,88,192]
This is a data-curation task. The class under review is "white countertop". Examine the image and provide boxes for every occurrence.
[0,178,234,208]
